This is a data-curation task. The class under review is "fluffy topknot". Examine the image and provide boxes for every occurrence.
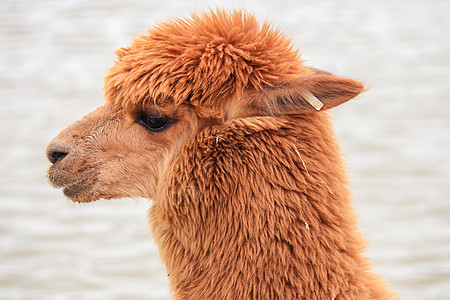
[104,9,308,114]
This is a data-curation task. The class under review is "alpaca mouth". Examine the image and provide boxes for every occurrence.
[63,183,90,197]
[62,180,98,203]
[62,185,79,197]
[47,167,99,202]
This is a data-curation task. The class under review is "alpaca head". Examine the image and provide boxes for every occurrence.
[46,9,363,204]
[44,11,387,299]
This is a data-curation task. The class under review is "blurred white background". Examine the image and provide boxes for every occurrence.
[0,0,449,299]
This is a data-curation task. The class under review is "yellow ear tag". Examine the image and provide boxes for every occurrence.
[304,92,324,111]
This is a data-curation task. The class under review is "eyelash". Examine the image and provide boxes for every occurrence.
[137,112,173,132]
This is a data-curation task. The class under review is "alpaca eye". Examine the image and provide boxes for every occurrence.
[139,113,171,131]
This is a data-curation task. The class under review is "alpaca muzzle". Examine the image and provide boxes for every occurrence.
[46,138,101,202]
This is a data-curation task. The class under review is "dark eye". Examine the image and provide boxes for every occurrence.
[138,113,171,132]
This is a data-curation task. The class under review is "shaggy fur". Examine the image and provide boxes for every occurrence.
[46,9,396,299]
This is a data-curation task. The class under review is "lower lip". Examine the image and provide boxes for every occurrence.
[63,185,83,197]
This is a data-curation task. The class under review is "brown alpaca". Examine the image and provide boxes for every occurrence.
[46,10,396,299]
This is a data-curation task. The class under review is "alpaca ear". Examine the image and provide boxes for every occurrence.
[243,74,364,116]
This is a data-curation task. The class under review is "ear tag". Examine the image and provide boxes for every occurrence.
[303,92,324,110]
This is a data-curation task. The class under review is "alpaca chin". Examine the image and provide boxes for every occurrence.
[47,166,101,203]
[62,182,98,203]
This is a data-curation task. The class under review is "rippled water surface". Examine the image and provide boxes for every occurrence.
[1,0,449,299]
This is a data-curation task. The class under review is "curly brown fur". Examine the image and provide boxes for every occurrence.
[46,9,396,299]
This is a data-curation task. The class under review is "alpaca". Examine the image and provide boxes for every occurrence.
[46,10,396,299]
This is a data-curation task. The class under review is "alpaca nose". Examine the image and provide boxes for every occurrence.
[46,141,71,164]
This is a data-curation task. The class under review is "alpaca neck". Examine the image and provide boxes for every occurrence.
[150,115,392,299]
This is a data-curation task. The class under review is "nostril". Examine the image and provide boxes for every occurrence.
[46,142,71,164]
[49,151,68,164]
